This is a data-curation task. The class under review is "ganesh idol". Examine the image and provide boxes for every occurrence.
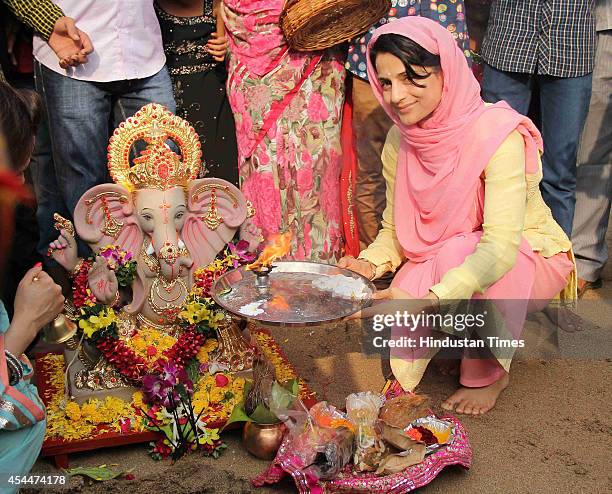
[47,104,259,396]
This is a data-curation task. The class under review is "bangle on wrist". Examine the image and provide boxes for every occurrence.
[71,258,85,277]
[4,350,24,385]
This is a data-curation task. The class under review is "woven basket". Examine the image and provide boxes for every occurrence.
[280,0,390,52]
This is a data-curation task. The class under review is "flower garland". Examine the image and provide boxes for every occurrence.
[95,326,206,382]
[71,244,241,384]
[39,354,144,442]
[65,242,257,460]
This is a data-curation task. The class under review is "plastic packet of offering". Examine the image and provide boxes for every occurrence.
[345,392,385,472]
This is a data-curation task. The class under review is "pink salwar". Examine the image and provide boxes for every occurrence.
[390,228,573,388]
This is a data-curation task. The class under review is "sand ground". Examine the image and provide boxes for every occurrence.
[28,218,612,493]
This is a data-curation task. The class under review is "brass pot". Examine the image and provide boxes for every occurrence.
[242,422,286,460]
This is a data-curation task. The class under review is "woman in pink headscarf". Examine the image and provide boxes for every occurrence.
[339,17,575,415]
[221,0,345,261]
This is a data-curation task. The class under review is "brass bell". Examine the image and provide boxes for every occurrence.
[42,314,78,345]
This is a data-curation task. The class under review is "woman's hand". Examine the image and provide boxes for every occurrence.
[206,32,229,62]
[347,288,439,320]
[337,255,376,280]
[5,265,65,355]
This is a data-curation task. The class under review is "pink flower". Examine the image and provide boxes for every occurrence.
[307,93,329,122]
[296,167,313,193]
[215,374,229,387]
[119,418,131,433]
[300,151,313,168]
[241,173,282,236]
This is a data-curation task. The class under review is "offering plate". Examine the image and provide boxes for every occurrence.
[211,261,375,326]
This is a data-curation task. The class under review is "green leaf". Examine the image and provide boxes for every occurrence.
[249,404,279,424]
[270,381,296,411]
[224,403,254,427]
[64,466,130,481]
[185,358,200,384]
[290,379,300,396]
[144,421,174,442]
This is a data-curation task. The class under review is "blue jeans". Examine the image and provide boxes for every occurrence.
[481,64,593,236]
[32,62,175,258]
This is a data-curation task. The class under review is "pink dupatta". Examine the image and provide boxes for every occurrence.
[365,17,542,262]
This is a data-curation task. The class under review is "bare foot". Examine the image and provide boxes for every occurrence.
[434,358,460,376]
[441,373,509,415]
[543,306,598,333]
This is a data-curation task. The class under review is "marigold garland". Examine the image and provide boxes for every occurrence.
[51,244,313,460]
[39,354,144,442]
[95,327,206,383]
[71,247,237,385]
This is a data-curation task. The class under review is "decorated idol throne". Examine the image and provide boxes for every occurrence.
[49,104,259,401]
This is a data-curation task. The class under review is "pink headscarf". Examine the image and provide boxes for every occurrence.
[366,17,542,261]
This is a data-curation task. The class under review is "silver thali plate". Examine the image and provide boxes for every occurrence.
[211,261,375,326]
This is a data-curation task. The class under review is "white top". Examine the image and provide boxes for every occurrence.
[33,0,166,82]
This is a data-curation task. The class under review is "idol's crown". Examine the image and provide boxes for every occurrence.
[107,104,202,191]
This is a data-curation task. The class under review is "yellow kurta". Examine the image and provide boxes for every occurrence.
[358,125,572,300]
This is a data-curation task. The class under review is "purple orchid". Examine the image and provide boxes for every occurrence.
[142,374,174,403]
[161,387,181,410]
[228,240,257,267]
[99,245,133,268]
[161,360,181,385]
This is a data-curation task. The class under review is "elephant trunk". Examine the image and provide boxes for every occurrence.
[153,229,193,280]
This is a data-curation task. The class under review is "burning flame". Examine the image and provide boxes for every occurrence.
[247,232,292,270]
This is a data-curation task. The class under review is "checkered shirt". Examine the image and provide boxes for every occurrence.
[481,0,596,78]
[3,0,64,40]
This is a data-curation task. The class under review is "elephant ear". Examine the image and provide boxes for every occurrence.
[74,184,143,256]
[184,178,248,267]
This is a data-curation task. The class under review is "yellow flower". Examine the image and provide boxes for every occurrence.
[79,308,116,338]
[131,335,147,352]
[125,328,177,363]
[192,398,209,415]
[197,428,220,446]
[196,348,209,364]
[179,301,213,325]
[103,396,127,415]
[203,339,218,352]
[80,402,97,420]
[132,391,144,408]
[65,402,82,421]
[209,387,226,404]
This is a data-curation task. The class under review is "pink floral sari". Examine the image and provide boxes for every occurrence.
[223,0,345,261]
